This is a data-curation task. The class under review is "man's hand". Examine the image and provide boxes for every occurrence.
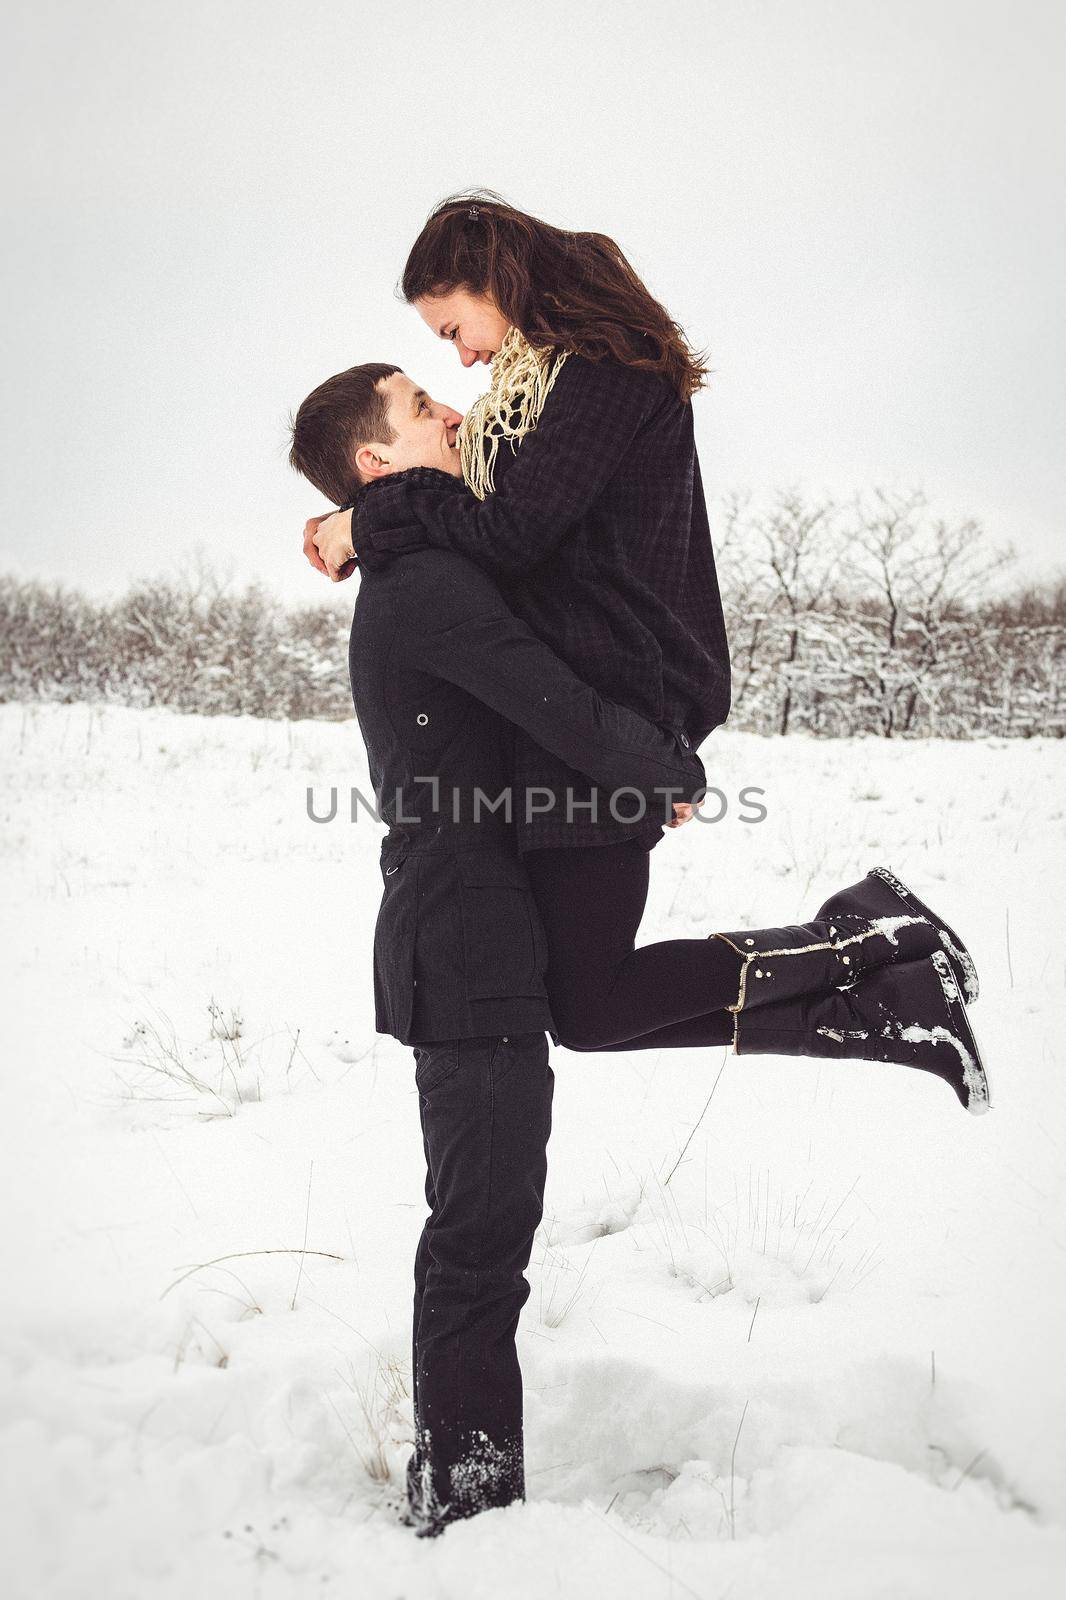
[309,508,356,582]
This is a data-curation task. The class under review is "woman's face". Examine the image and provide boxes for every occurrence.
[413,288,510,368]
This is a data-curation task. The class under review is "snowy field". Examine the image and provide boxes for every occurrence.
[2,701,1064,1599]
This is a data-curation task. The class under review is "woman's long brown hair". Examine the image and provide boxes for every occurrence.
[401,190,709,402]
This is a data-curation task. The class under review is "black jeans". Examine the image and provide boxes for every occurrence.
[524,838,740,1051]
[406,1031,554,1533]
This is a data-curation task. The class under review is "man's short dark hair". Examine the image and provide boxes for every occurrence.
[288,363,401,505]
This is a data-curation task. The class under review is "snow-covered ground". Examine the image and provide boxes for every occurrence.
[2,702,1064,1599]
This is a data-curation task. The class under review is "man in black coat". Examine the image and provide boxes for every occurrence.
[289,363,706,1537]
[312,346,731,856]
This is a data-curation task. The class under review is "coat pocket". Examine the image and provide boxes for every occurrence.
[457,851,549,1002]
[373,845,416,1040]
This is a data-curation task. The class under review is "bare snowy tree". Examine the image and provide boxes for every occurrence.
[743,488,840,735]
[836,488,1015,736]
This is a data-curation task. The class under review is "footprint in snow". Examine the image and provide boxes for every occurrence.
[541,1189,643,1247]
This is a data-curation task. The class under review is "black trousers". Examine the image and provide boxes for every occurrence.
[524,837,741,1051]
[404,843,741,1532]
[407,1031,554,1533]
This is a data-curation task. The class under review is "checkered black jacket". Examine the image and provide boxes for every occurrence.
[353,353,732,853]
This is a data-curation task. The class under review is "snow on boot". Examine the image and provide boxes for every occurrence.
[711,912,941,1015]
[815,867,979,1005]
[733,950,992,1115]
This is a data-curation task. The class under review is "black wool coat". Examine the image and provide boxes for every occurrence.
[352,352,732,854]
[348,545,706,1045]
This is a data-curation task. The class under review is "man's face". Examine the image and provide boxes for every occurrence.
[354,373,464,482]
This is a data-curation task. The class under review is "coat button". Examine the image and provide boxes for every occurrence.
[416,713,429,726]
[680,733,690,748]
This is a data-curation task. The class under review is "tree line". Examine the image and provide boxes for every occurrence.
[2,489,1062,737]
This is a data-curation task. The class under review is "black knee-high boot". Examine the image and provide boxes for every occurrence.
[733,951,992,1115]
[815,866,980,1005]
[711,911,941,1018]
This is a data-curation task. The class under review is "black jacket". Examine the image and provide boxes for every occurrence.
[348,545,706,1045]
[352,352,732,854]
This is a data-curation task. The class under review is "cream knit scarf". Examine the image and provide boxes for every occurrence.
[457,326,570,501]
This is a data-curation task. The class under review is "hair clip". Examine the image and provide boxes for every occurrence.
[468,204,480,221]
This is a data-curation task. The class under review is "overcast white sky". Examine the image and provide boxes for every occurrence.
[2,0,1062,600]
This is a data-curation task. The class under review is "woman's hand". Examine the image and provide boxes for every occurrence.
[667,801,699,829]
[305,509,356,582]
